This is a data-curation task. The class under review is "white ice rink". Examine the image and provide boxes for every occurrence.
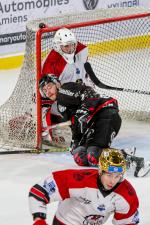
[0,68,150,225]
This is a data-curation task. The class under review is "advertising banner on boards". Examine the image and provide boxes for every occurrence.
[0,0,149,56]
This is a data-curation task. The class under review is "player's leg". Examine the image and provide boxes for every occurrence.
[86,108,122,166]
[72,146,89,166]
[121,148,145,177]
[87,146,102,166]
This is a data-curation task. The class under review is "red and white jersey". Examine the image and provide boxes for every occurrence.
[42,42,92,86]
[29,169,139,225]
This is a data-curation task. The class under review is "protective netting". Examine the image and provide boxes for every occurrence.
[0,7,150,151]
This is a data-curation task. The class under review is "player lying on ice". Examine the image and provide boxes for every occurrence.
[39,74,147,177]
[29,148,139,225]
[39,74,121,163]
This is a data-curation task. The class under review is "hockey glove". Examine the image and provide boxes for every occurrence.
[75,108,90,134]
[33,219,47,225]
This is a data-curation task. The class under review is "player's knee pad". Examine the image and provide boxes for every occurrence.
[73,146,88,166]
[87,146,103,167]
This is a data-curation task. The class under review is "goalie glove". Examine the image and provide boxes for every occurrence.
[33,219,47,225]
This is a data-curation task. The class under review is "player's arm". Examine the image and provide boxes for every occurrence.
[113,207,139,225]
[72,85,100,134]
[29,171,70,224]
[112,182,139,225]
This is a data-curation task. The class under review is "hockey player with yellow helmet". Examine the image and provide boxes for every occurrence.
[29,148,139,225]
[98,148,127,190]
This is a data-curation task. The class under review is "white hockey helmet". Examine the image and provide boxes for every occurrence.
[53,28,77,64]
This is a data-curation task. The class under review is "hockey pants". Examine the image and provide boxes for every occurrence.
[73,108,122,167]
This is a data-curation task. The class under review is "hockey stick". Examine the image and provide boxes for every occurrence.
[0,147,68,155]
[84,62,150,96]
[42,120,71,132]
[0,121,71,155]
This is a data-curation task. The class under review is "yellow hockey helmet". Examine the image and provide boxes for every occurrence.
[99,148,126,174]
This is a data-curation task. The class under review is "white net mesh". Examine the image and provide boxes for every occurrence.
[0,7,150,151]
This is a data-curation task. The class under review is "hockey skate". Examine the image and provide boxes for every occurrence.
[121,147,150,177]
[136,161,150,177]
[131,155,144,177]
[121,147,136,170]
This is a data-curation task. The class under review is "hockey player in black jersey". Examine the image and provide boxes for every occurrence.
[39,74,150,177]
[39,74,122,167]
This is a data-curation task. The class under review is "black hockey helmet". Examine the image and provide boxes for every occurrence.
[39,74,59,97]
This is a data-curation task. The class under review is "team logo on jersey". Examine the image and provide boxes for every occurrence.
[58,104,66,112]
[97,204,105,211]
[100,94,110,99]
[131,210,139,224]
[76,78,83,84]
[59,88,74,96]
[83,0,99,10]
[73,172,84,181]
[43,180,56,195]
[76,68,80,74]
[73,171,91,181]
[79,197,91,204]
[83,214,104,225]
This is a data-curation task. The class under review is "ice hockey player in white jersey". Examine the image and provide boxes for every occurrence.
[41,28,93,142]
[42,27,91,86]
[29,148,139,225]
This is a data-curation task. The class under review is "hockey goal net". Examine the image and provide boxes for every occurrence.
[0,7,150,152]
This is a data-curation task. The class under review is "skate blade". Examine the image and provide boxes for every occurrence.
[137,161,150,177]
